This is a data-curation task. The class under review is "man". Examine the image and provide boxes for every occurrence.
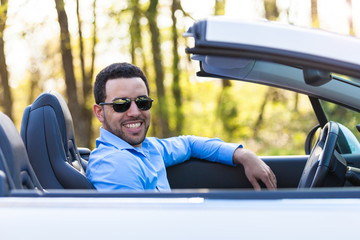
[87,62,277,191]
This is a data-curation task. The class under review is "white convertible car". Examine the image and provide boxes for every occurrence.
[1,17,360,239]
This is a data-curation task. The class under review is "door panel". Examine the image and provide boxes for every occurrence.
[167,156,308,189]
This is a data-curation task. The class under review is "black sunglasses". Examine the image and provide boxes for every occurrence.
[99,96,153,113]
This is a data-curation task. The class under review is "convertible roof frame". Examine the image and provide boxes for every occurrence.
[186,44,360,80]
[185,18,360,111]
[185,17,360,79]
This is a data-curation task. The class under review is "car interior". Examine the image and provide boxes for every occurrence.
[0,86,360,200]
[0,111,43,194]
[1,17,360,196]
[3,89,360,203]
[20,91,94,189]
[181,19,360,193]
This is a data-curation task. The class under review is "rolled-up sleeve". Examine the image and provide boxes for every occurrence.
[149,136,240,168]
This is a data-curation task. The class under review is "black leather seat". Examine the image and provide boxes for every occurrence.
[21,90,94,189]
[0,111,43,193]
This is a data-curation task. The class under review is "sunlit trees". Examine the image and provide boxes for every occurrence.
[54,0,97,147]
[214,0,240,138]
[311,0,319,28]
[253,0,280,139]
[171,0,184,134]
[0,0,12,119]
[54,0,80,122]
[347,0,355,35]
[76,0,97,147]
[1,0,359,154]
[146,0,171,137]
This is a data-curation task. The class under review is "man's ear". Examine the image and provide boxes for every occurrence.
[93,104,104,123]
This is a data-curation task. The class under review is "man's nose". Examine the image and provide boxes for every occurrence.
[126,101,141,116]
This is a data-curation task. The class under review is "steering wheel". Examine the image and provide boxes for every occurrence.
[298,121,340,188]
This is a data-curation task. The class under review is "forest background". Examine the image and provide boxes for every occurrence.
[0,0,359,155]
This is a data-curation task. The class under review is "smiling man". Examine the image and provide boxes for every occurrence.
[86,62,277,191]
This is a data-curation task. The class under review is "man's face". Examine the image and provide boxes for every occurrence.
[95,77,151,148]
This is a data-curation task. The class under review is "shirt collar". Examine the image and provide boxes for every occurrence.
[97,127,149,153]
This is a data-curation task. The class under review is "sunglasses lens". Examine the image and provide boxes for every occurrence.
[112,99,131,112]
[135,97,153,111]
[107,97,153,112]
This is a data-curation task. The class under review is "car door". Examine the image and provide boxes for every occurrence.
[167,18,360,190]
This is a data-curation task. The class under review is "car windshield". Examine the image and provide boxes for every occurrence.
[332,74,360,87]
[320,99,360,153]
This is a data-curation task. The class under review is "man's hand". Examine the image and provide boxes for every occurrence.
[233,148,277,190]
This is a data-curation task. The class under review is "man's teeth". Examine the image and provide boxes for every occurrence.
[125,123,141,128]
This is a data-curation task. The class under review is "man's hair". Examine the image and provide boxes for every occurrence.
[94,62,150,104]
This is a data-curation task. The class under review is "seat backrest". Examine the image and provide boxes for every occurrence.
[21,90,94,189]
[0,112,42,191]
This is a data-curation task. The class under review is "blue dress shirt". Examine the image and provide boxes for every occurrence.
[86,128,239,191]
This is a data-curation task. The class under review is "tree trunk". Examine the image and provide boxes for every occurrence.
[76,0,86,97]
[252,1,281,138]
[293,92,299,112]
[214,0,236,136]
[129,0,142,66]
[128,0,149,94]
[85,0,97,148]
[253,88,272,138]
[171,0,184,134]
[0,0,12,119]
[28,58,42,104]
[310,0,319,28]
[214,0,230,88]
[146,0,171,137]
[346,0,355,35]
[89,0,97,84]
[55,0,84,143]
[214,0,225,15]
[263,0,279,20]
[75,0,97,148]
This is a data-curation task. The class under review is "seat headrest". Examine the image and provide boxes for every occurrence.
[21,90,94,189]
[0,112,42,190]
[34,90,74,139]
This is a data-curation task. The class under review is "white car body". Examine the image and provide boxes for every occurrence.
[1,196,360,239]
[1,17,360,240]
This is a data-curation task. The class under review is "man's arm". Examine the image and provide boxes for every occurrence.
[233,148,277,190]
[153,136,277,190]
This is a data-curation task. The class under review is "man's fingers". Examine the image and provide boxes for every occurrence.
[249,178,261,191]
[249,169,277,190]
[261,170,277,190]
[263,178,276,190]
[235,148,277,190]
[269,169,277,189]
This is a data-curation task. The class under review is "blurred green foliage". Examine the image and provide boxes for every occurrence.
[5,0,357,157]
[148,75,319,156]
[321,100,360,140]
